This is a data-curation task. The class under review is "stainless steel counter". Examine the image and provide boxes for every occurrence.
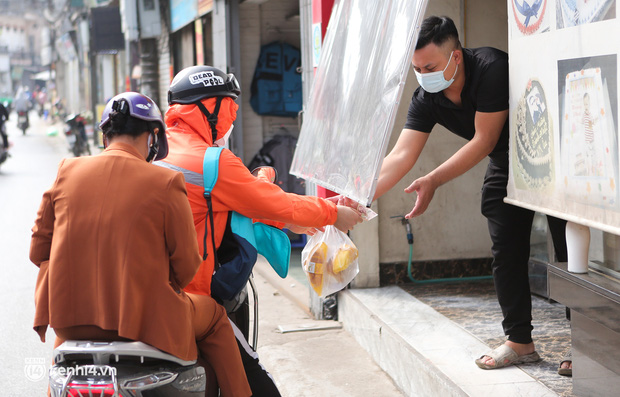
[548,262,620,396]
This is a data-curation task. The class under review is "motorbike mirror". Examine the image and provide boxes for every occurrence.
[251,166,278,184]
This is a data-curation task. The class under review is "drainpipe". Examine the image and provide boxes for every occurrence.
[139,38,159,104]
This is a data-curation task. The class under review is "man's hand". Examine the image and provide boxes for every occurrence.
[403,174,437,218]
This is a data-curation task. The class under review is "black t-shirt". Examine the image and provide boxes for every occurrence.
[404,47,509,162]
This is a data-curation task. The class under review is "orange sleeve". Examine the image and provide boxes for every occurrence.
[254,219,286,229]
[210,150,338,227]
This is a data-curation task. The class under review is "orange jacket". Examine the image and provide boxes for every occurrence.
[160,98,338,296]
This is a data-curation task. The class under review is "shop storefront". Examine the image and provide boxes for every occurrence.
[506,1,620,393]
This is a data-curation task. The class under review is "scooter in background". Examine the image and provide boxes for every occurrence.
[17,110,29,135]
[65,113,91,157]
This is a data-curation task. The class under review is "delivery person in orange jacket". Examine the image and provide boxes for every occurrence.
[157,65,363,396]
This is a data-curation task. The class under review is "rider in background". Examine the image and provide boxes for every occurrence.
[14,87,31,124]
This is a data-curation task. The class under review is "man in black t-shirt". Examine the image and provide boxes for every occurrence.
[374,16,568,370]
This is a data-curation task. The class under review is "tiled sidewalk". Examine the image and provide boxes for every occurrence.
[401,280,574,396]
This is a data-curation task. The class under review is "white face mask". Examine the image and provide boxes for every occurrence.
[215,124,234,147]
[414,51,458,93]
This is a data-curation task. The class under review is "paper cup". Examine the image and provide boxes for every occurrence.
[566,221,590,274]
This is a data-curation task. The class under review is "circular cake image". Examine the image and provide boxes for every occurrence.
[513,79,553,189]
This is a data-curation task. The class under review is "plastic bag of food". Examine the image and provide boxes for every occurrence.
[301,225,359,297]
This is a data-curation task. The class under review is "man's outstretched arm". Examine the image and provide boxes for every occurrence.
[374,128,430,201]
[403,109,508,218]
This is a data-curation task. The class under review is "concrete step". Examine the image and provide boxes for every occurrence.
[339,287,558,396]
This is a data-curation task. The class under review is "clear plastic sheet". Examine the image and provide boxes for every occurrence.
[290,0,429,206]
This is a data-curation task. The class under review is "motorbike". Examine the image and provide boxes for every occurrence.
[49,278,259,397]
[50,340,217,396]
[17,110,28,135]
[49,166,279,396]
[65,113,91,157]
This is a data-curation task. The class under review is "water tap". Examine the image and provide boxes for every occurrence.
[391,215,413,245]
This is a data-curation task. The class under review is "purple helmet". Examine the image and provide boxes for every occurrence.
[100,92,168,161]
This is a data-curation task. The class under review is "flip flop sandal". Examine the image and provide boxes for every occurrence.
[475,344,541,370]
[558,349,572,377]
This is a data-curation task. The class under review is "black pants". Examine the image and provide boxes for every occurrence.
[481,160,567,344]
[230,319,281,397]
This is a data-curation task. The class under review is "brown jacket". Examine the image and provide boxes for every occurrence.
[30,142,202,361]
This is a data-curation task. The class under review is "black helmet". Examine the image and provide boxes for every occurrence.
[168,66,241,105]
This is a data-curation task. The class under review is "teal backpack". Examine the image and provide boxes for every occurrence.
[202,147,291,303]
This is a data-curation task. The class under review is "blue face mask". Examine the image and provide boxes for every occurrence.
[414,51,458,93]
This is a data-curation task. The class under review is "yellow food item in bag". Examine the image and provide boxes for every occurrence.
[332,244,358,273]
[308,264,324,296]
[306,242,328,295]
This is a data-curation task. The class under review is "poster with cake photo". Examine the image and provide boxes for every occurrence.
[510,0,551,38]
[512,79,555,191]
[558,55,619,208]
[556,0,616,29]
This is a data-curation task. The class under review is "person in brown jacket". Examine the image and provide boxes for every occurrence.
[29,92,251,397]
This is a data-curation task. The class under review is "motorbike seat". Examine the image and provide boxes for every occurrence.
[54,340,198,367]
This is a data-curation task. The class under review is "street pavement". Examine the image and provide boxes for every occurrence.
[253,259,404,397]
[0,112,71,395]
[0,112,403,396]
